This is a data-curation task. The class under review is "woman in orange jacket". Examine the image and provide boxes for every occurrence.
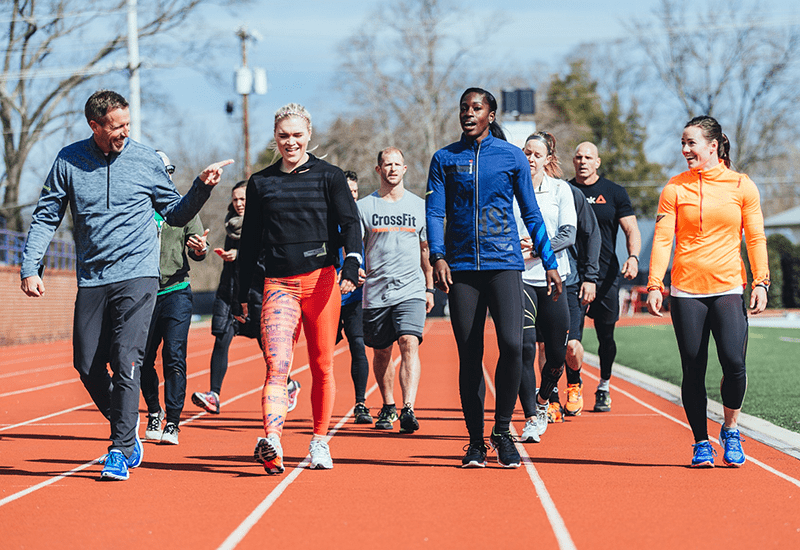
[647,115,769,469]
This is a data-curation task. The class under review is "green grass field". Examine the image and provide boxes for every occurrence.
[582,323,800,434]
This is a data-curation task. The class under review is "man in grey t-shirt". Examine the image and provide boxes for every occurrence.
[358,147,434,433]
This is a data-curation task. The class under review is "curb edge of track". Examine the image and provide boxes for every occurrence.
[582,352,800,461]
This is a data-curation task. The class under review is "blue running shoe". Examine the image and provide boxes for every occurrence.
[691,441,716,468]
[101,450,129,481]
[719,427,746,467]
[127,426,144,469]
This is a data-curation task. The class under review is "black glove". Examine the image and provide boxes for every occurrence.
[340,255,360,286]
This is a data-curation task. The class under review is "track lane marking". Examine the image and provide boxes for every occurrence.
[581,368,800,489]
[481,365,577,550]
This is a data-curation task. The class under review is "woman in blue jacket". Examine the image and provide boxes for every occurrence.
[426,88,561,468]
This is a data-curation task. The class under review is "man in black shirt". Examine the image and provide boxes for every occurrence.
[569,142,641,412]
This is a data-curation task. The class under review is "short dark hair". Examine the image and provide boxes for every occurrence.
[85,90,129,124]
[232,180,247,192]
[343,170,358,182]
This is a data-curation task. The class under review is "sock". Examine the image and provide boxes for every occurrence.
[550,388,560,403]
[566,367,582,385]
[597,378,610,392]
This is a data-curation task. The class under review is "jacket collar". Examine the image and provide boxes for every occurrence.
[690,159,726,179]
[460,131,496,150]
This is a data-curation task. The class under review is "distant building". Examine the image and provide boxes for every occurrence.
[764,205,800,244]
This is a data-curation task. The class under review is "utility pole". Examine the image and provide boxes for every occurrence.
[234,27,266,180]
[127,0,141,141]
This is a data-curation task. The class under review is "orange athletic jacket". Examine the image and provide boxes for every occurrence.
[648,162,769,294]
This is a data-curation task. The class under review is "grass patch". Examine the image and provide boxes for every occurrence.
[582,324,800,433]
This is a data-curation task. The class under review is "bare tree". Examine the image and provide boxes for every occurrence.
[0,0,216,230]
[326,0,482,195]
[631,0,800,172]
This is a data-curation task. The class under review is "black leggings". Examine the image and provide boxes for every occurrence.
[594,321,616,380]
[670,294,749,442]
[449,270,524,442]
[519,283,569,418]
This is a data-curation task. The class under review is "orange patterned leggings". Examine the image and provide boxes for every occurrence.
[260,266,340,437]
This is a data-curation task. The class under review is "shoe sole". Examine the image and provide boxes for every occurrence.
[287,388,300,412]
[593,405,611,412]
[519,432,540,443]
[144,432,162,440]
[159,436,179,445]
[191,393,220,414]
[691,461,715,468]
[354,416,373,424]
[497,458,521,468]
[563,409,582,416]
[100,470,129,481]
[254,438,284,474]
[461,460,486,468]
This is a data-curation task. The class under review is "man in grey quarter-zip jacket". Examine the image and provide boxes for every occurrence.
[19,90,233,480]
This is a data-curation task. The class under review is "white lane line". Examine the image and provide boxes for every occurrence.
[0,378,79,398]
[0,352,263,431]
[581,368,800,489]
[481,366,577,550]
[217,351,398,550]
[0,346,332,509]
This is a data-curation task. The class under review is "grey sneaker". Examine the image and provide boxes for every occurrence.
[159,422,179,445]
[536,401,548,437]
[145,409,165,440]
[254,434,284,474]
[308,439,333,470]
[520,418,540,443]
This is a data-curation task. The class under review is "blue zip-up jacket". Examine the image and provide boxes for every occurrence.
[426,132,556,272]
[21,136,213,287]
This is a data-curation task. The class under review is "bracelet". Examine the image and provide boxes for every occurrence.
[755,283,769,291]
[628,254,639,263]
[426,288,435,294]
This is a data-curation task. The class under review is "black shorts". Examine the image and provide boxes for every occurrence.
[363,299,426,350]
[586,276,620,325]
[567,283,588,342]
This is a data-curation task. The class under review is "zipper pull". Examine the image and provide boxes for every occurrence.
[469,159,473,175]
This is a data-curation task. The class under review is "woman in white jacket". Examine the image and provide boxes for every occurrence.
[514,131,577,443]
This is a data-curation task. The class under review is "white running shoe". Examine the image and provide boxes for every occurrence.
[308,439,333,470]
[254,434,284,474]
[145,409,165,440]
[536,402,548,437]
[520,418,541,443]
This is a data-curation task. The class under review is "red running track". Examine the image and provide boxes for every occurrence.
[1,318,798,549]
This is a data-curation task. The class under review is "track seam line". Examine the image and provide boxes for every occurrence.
[581,368,800,489]
[481,365,577,550]
[0,347,333,508]
[216,341,412,550]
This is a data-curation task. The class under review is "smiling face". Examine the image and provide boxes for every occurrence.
[274,116,311,170]
[523,139,550,180]
[90,107,130,154]
[459,92,495,142]
[681,125,719,170]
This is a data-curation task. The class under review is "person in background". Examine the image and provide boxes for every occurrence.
[569,142,641,412]
[359,148,434,433]
[191,181,301,416]
[338,170,373,424]
[514,132,576,442]
[647,115,769,468]
[140,151,208,445]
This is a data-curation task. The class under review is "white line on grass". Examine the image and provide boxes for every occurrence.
[482,366,577,550]
[581,368,800,489]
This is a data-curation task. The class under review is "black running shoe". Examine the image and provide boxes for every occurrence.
[461,441,488,468]
[398,405,419,434]
[374,404,398,430]
[593,389,612,412]
[353,403,373,424]
[489,430,521,468]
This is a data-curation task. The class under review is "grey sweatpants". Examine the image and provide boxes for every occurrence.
[73,277,157,458]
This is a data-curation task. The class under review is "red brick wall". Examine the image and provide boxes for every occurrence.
[0,265,76,345]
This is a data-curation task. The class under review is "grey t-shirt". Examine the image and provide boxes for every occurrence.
[358,189,427,309]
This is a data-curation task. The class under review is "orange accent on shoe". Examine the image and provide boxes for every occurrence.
[547,401,564,423]
[564,383,583,416]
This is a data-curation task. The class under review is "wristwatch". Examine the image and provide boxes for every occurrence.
[430,252,446,265]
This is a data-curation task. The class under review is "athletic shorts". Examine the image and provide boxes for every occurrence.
[586,276,620,325]
[567,283,588,342]
[363,298,426,349]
